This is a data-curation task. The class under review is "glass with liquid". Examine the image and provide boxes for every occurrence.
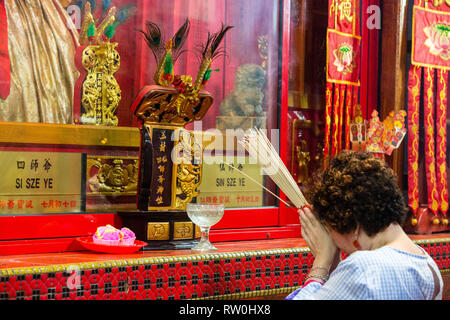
[186,203,225,251]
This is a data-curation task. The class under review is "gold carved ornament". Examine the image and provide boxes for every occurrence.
[78,2,136,126]
[87,157,138,195]
[173,131,204,210]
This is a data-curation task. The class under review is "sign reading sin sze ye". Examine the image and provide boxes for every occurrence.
[0,151,85,214]
[198,156,263,208]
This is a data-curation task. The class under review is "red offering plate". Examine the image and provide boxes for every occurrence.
[76,237,147,254]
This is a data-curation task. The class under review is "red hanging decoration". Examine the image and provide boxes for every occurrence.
[324,0,361,167]
[423,67,440,223]
[436,69,449,224]
[0,0,10,99]
[407,65,422,223]
[407,0,450,228]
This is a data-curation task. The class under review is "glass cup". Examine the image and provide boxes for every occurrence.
[186,203,225,251]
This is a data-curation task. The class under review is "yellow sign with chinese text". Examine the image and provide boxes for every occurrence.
[197,156,263,208]
[0,151,85,214]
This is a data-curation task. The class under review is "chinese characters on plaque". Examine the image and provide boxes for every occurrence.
[198,156,263,207]
[0,151,85,214]
[148,128,175,209]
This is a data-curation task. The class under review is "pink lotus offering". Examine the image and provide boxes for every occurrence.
[120,227,136,246]
[93,225,136,246]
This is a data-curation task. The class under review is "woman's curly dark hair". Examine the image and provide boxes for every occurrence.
[309,150,407,237]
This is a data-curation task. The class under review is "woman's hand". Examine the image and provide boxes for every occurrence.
[299,206,339,268]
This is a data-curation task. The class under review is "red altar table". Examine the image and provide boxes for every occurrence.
[0,235,448,300]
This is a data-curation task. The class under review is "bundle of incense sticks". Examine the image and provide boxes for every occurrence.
[239,128,309,209]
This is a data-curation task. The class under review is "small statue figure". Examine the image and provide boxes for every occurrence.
[350,104,367,151]
[296,140,310,185]
[220,64,266,118]
[315,141,325,171]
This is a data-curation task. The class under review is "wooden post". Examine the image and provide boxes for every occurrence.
[379,0,409,188]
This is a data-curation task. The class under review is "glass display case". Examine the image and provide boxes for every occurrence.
[0,0,302,254]
[0,0,381,254]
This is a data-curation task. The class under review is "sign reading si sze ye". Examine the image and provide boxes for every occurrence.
[0,151,85,214]
[198,156,263,207]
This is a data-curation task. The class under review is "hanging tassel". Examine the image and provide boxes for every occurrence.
[423,67,440,224]
[323,83,333,168]
[331,84,340,157]
[436,69,449,225]
[344,86,353,150]
[407,65,422,226]
[338,84,346,152]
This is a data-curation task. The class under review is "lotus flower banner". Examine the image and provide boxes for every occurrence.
[412,6,450,69]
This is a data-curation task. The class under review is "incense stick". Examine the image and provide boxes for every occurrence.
[222,162,293,207]
[239,128,309,209]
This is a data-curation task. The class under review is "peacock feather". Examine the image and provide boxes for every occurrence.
[194,24,233,90]
[79,0,137,43]
[200,24,233,62]
[139,19,191,87]
[138,21,165,64]
[171,18,191,63]
[101,0,112,19]
[103,4,137,39]
[76,0,97,11]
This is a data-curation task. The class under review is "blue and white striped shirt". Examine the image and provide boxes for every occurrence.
[286,246,443,300]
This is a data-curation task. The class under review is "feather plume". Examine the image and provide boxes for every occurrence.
[200,24,233,61]
[96,6,116,40]
[116,4,137,24]
[138,21,165,63]
[77,0,97,11]
[171,18,191,62]
[101,0,112,19]
[104,4,137,39]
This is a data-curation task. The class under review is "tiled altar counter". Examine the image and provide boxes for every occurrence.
[0,235,449,300]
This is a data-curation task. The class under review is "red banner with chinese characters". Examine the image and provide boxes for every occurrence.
[0,0,10,99]
[407,0,449,227]
[324,0,360,165]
